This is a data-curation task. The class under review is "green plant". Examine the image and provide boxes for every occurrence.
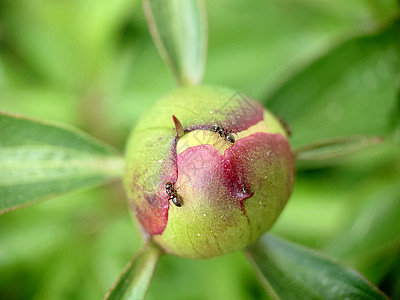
[1,1,399,299]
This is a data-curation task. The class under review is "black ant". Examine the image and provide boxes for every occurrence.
[277,116,292,137]
[165,182,182,207]
[210,124,237,144]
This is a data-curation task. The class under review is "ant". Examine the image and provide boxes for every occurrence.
[210,124,237,144]
[165,182,182,207]
[277,116,292,137]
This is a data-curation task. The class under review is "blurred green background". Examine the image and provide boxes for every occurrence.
[0,0,399,299]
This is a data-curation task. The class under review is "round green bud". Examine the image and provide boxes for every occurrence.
[125,86,295,259]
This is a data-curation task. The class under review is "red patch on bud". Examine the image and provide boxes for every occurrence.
[174,132,293,217]
[132,138,180,235]
[134,192,169,235]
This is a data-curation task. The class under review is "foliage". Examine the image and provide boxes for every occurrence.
[0,112,123,214]
[246,234,389,300]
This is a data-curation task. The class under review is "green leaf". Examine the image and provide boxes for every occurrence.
[143,0,208,86]
[264,19,400,148]
[294,135,384,161]
[205,1,399,97]
[323,180,400,284]
[389,90,400,145]
[104,242,162,300]
[245,234,389,300]
[0,0,138,90]
[0,111,124,214]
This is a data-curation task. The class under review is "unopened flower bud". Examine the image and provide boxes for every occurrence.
[125,86,295,258]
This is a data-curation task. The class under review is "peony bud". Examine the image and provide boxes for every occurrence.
[125,86,295,259]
